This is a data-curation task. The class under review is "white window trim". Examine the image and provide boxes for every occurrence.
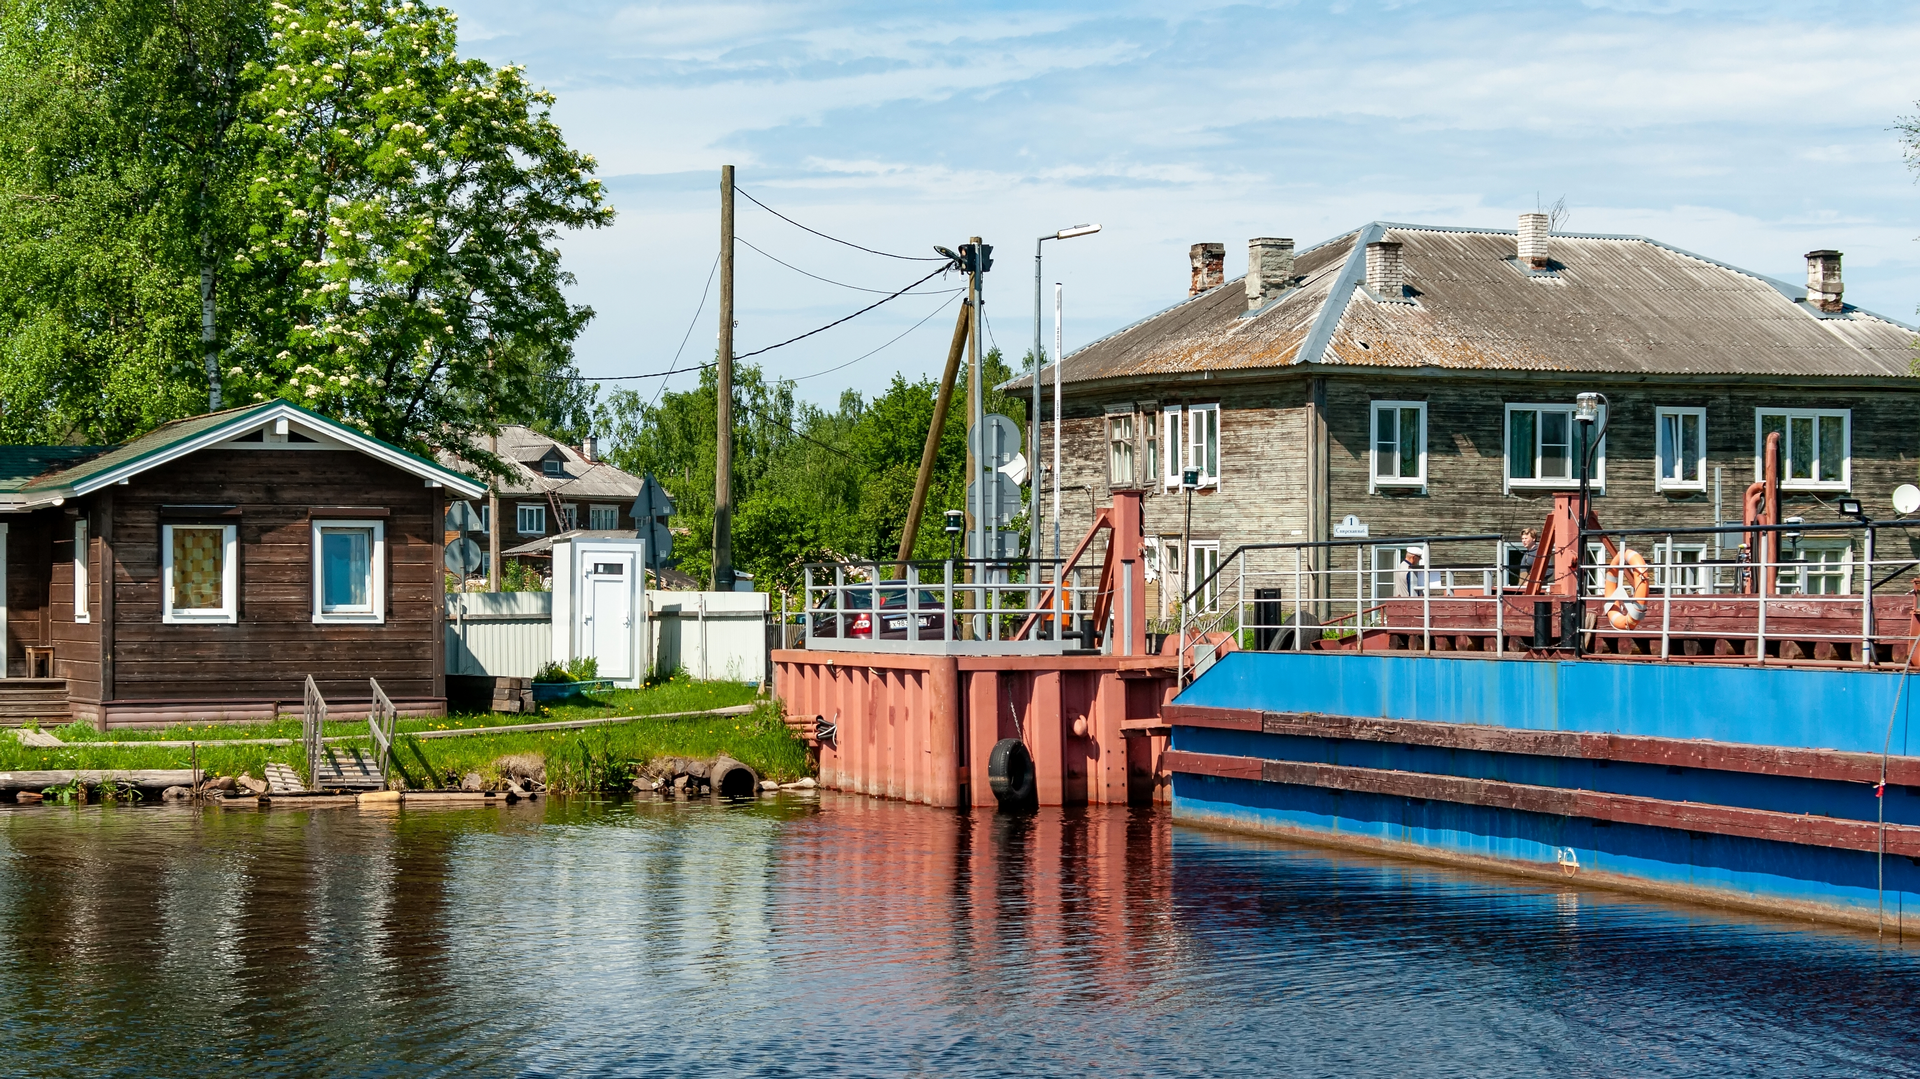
[1779,538,1854,596]
[1162,408,1183,487]
[311,520,386,625]
[1650,541,1710,595]
[1186,540,1220,612]
[1504,402,1606,494]
[73,518,89,624]
[1654,406,1708,493]
[1188,404,1221,489]
[589,504,620,531]
[516,503,546,536]
[1161,405,1221,489]
[162,523,240,625]
[1369,400,1428,491]
[1106,409,1138,487]
[560,503,579,531]
[1754,407,1851,491]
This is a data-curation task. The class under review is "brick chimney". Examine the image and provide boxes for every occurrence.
[580,434,598,463]
[1366,240,1405,299]
[1245,237,1295,310]
[1189,242,1225,296]
[1517,212,1550,270]
[1805,250,1844,313]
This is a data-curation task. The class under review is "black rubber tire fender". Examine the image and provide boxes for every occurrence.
[987,738,1037,809]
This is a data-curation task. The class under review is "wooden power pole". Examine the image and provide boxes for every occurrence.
[713,165,736,592]
[897,300,972,564]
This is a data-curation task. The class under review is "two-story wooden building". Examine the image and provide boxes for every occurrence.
[0,401,486,727]
[1015,216,1919,622]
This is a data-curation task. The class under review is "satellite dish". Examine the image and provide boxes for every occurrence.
[1894,484,1920,516]
[444,537,483,574]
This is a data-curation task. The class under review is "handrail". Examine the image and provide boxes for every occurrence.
[1181,532,1505,610]
[302,675,325,785]
[368,678,397,787]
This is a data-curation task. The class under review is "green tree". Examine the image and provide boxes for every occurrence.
[227,0,612,461]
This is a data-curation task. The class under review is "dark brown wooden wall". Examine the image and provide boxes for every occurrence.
[96,448,445,704]
[6,515,56,677]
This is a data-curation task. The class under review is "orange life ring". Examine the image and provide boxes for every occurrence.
[1602,547,1650,630]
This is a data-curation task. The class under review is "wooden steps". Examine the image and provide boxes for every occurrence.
[312,746,387,791]
[263,762,306,793]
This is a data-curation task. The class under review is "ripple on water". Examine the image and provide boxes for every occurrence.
[0,796,1917,1077]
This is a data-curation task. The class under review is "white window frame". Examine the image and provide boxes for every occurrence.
[1162,408,1182,486]
[1504,402,1605,493]
[311,520,386,624]
[1371,544,1432,600]
[1778,538,1852,596]
[589,504,620,531]
[1654,406,1707,493]
[560,503,579,531]
[1106,410,1137,486]
[1186,540,1220,613]
[161,523,240,624]
[1159,536,1184,616]
[1160,405,1221,489]
[1650,541,1709,595]
[73,517,89,624]
[1369,400,1428,491]
[516,503,546,536]
[1754,407,1850,491]
[541,457,564,477]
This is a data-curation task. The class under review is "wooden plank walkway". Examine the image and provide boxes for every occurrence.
[263,762,306,793]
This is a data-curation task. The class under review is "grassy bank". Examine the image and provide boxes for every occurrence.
[0,676,810,792]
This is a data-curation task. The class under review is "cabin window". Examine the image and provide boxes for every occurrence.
[560,504,579,531]
[1370,401,1426,489]
[311,520,385,623]
[162,524,239,624]
[1107,412,1136,486]
[1756,408,1848,490]
[1143,409,1159,483]
[1161,405,1220,488]
[589,505,620,531]
[73,518,89,623]
[1505,403,1604,491]
[517,504,546,535]
[1372,545,1433,600]
[1158,536,1183,617]
[542,458,565,477]
[1655,407,1707,492]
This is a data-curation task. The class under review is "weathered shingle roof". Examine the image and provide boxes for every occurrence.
[442,425,644,501]
[1016,222,1919,390]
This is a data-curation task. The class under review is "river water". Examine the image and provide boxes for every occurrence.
[2,794,1918,1077]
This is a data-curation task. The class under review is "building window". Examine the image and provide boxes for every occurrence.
[1370,401,1426,489]
[1756,408,1848,490]
[517,504,546,535]
[312,520,385,623]
[162,524,239,624]
[1107,412,1136,485]
[1506,402,1604,491]
[1655,407,1707,492]
[542,458,564,477]
[73,518,89,623]
[1186,541,1220,612]
[560,504,579,531]
[589,505,620,531]
[1779,540,1851,595]
[1161,405,1221,487]
[1144,408,1159,484]
[1159,536,1183,616]
[1650,541,1708,595]
[1371,545,1433,600]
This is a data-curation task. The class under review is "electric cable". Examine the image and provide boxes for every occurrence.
[791,291,962,382]
[739,236,962,297]
[736,185,945,262]
[736,265,948,360]
[566,253,720,383]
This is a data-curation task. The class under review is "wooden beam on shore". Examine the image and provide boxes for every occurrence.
[0,769,196,792]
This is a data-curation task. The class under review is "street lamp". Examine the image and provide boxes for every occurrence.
[1573,392,1608,620]
[944,508,964,563]
[1034,223,1102,571]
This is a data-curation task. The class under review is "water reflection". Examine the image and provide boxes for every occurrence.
[0,797,1915,1077]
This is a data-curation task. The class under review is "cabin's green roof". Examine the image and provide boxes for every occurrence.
[0,446,108,492]
[0,401,486,501]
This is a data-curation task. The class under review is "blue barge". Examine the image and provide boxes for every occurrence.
[1167,649,1920,928]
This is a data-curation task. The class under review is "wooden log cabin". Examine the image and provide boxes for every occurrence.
[1013,216,1920,624]
[0,401,487,728]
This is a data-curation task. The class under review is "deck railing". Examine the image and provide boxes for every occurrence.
[796,558,1104,653]
[1174,520,1920,683]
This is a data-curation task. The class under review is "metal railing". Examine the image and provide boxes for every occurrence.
[1173,521,1920,683]
[798,558,1103,652]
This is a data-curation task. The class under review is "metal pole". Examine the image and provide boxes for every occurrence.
[1034,236,1045,581]
[965,237,983,635]
[1053,283,1064,559]
[1863,525,1876,666]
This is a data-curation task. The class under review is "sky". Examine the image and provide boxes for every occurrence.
[442,0,1920,409]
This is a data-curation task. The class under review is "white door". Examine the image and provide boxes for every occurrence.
[583,553,635,680]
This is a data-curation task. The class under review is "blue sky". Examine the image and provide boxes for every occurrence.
[443,0,1920,407]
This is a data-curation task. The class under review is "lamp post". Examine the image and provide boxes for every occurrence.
[1573,392,1609,607]
[1034,224,1101,580]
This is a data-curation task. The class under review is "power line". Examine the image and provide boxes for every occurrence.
[792,291,962,382]
[737,398,862,462]
[736,185,945,262]
[737,264,948,360]
[739,235,962,297]
[568,253,720,383]
[654,252,721,407]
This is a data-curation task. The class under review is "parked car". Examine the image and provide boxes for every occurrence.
[809,586,948,640]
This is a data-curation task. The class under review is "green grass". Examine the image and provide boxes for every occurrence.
[0,677,805,790]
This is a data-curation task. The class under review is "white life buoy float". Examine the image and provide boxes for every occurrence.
[1602,547,1650,630]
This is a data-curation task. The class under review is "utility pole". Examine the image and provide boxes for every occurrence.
[487,432,501,591]
[898,300,972,564]
[964,236,983,578]
[713,164,736,593]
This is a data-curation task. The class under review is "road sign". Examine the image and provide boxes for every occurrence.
[631,473,676,521]
[967,530,1023,560]
[444,537,483,574]
[1333,514,1369,539]
[969,414,1022,469]
[967,473,1024,527]
[643,519,673,568]
[445,501,484,532]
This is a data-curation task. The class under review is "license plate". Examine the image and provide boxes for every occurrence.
[885,616,906,629]
[917,616,933,626]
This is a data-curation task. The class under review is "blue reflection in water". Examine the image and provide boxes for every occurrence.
[0,797,1915,1078]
